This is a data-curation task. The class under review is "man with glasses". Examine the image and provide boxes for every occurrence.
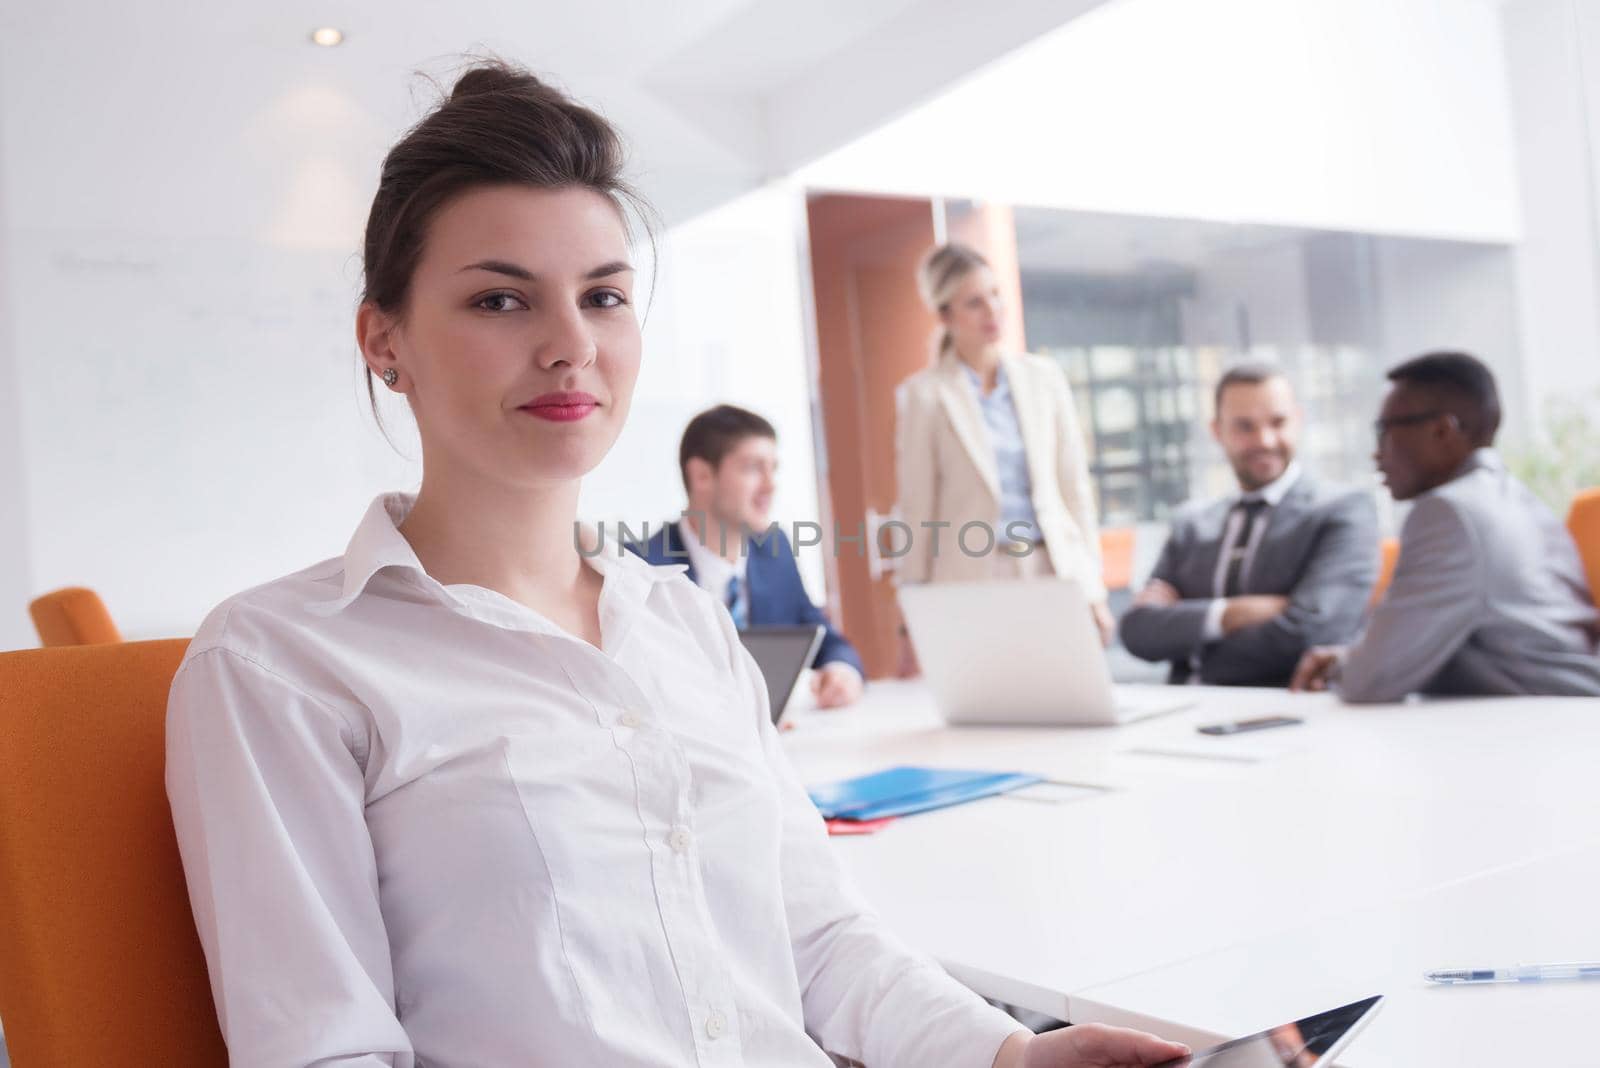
[1292,351,1600,700]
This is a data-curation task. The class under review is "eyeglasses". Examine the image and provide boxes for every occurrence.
[1373,410,1445,442]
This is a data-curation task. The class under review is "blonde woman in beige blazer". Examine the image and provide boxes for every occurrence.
[895,243,1113,645]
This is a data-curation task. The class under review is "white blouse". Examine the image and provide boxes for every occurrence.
[166,494,1020,1068]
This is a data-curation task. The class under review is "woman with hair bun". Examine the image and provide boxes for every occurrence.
[165,63,1182,1068]
[897,242,1114,645]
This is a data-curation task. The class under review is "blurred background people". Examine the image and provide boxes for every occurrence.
[895,243,1111,652]
[1120,364,1377,686]
[1293,352,1600,701]
[630,405,865,709]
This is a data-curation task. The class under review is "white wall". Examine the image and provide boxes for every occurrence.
[9,227,418,640]
[1500,0,1600,414]
[0,95,34,650]
[1373,238,1525,429]
[800,0,1520,244]
[0,60,416,643]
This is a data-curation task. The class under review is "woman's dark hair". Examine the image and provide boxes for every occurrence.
[360,60,655,414]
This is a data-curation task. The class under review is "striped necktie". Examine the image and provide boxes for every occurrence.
[725,573,749,630]
[1223,499,1269,597]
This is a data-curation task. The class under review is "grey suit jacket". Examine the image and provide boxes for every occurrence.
[1340,449,1600,702]
[1119,474,1379,687]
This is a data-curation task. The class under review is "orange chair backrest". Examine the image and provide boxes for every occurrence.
[0,639,226,1066]
[28,586,123,647]
[1099,526,1136,592]
[1371,536,1401,607]
[1569,488,1600,603]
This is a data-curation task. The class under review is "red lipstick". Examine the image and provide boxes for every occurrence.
[520,391,599,422]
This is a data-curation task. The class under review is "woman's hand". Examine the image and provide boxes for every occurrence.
[1090,601,1116,648]
[995,1024,1190,1068]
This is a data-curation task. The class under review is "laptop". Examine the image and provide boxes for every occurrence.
[897,578,1192,726]
[739,624,825,725]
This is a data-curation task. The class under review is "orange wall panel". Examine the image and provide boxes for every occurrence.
[804,195,1024,677]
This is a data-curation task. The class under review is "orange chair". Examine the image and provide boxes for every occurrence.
[1099,526,1136,592]
[1370,536,1401,607]
[0,639,225,1066]
[1568,488,1600,602]
[27,586,123,647]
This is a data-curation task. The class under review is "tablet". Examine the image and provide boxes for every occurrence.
[739,625,824,725]
[1154,995,1383,1067]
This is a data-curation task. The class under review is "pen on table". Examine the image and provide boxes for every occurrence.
[1424,962,1600,984]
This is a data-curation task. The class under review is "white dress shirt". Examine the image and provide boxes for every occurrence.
[1199,462,1303,644]
[678,518,748,620]
[166,494,1019,1068]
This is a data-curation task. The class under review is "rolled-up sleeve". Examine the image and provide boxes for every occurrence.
[713,611,1023,1067]
[166,646,414,1068]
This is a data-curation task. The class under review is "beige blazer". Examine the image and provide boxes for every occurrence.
[894,352,1105,600]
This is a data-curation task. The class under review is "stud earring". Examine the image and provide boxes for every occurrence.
[381,368,399,387]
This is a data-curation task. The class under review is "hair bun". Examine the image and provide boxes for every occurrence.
[448,62,547,104]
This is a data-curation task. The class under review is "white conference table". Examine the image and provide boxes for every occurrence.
[779,680,1600,1065]
[1071,843,1600,1067]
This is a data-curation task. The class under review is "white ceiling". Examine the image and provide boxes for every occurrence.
[799,0,1521,245]
[0,0,1111,247]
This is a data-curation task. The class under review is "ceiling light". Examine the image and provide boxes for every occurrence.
[310,27,344,47]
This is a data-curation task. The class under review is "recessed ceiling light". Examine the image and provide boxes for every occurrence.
[310,27,344,47]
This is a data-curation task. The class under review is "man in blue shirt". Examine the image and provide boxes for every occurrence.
[629,405,865,708]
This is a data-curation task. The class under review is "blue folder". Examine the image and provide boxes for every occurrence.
[808,765,1043,821]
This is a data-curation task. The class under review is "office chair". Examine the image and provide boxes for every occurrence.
[27,586,123,647]
[1370,537,1400,607]
[0,639,226,1065]
[1098,527,1136,592]
[1569,488,1600,601]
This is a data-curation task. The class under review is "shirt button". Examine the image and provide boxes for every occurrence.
[705,1010,727,1039]
[669,827,693,854]
[619,711,641,729]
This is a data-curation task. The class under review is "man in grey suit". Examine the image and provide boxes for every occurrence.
[1120,364,1378,687]
[1293,352,1600,701]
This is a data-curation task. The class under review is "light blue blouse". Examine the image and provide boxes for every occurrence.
[962,363,1039,541]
